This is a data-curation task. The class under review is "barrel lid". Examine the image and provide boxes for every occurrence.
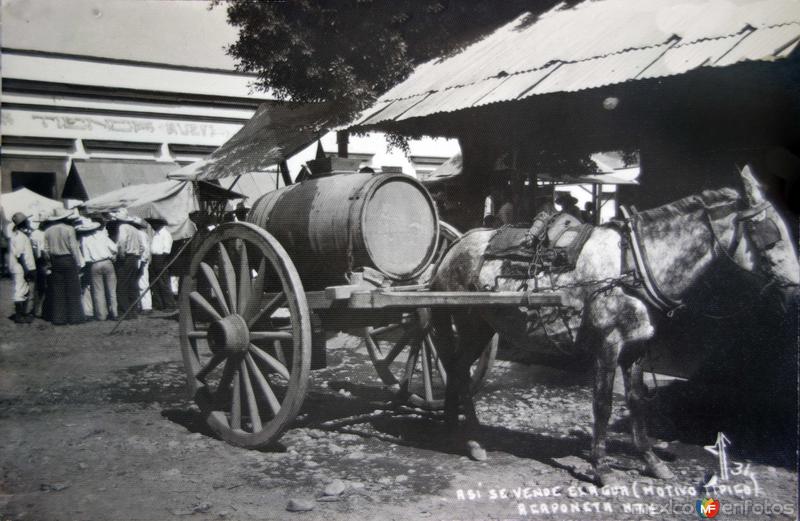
[361,175,438,280]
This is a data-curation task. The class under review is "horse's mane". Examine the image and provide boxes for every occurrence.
[637,187,741,224]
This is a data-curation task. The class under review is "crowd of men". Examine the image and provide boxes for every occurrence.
[6,207,176,325]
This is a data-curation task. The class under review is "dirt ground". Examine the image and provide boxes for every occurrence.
[0,278,796,521]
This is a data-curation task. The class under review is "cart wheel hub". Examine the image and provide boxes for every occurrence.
[207,314,250,355]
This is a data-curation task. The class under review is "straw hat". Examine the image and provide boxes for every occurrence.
[75,218,101,233]
[45,207,74,222]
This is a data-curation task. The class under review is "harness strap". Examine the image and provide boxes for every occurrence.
[620,206,684,316]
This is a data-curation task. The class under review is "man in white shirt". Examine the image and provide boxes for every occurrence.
[78,220,118,321]
[147,218,176,311]
[133,217,153,314]
[9,212,36,323]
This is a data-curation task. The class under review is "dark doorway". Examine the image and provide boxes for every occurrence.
[11,172,56,198]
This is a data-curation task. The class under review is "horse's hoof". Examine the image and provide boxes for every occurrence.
[593,464,616,487]
[646,460,675,481]
[467,440,487,461]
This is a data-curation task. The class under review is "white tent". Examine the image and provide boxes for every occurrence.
[1,187,64,222]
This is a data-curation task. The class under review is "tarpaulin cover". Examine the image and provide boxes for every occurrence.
[82,180,198,240]
[168,101,336,181]
[63,159,179,200]
[1,188,64,222]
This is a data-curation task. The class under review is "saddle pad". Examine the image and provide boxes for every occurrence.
[554,223,594,267]
[484,226,534,260]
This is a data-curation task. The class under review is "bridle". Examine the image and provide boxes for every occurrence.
[703,200,796,317]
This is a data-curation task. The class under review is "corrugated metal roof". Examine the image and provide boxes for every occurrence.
[351,0,800,127]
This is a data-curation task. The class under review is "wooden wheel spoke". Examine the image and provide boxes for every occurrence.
[249,343,290,380]
[230,366,242,430]
[245,353,281,416]
[187,330,208,339]
[199,262,230,316]
[247,292,286,328]
[190,291,222,321]
[236,240,252,315]
[370,322,403,338]
[250,331,293,341]
[239,360,262,431]
[196,353,225,382]
[273,339,288,367]
[420,338,434,402]
[430,335,448,386]
[215,358,238,409]
[401,339,421,385]
[382,332,411,365]
[218,243,238,313]
[243,258,267,319]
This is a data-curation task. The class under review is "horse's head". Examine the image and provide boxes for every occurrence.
[732,165,799,303]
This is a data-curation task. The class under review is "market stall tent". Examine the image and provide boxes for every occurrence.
[81,179,243,240]
[1,187,64,221]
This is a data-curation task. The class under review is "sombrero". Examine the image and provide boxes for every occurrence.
[45,207,74,222]
[75,218,101,232]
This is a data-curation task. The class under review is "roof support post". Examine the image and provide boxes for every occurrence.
[336,130,349,158]
[279,160,292,186]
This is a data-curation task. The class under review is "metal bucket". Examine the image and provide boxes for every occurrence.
[248,173,439,289]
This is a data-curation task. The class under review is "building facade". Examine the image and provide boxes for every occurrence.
[1,0,456,204]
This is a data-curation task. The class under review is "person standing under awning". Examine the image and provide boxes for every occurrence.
[43,207,85,325]
[78,219,118,321]
[147,218,176,312]
[112,210,143,320]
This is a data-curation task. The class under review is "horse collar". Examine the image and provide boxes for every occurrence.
[620,206,684,316]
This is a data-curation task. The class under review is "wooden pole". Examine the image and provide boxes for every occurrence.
[336,130,349,158]
[279,161,292,186]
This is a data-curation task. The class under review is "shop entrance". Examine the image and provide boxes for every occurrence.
[11,171,56,199]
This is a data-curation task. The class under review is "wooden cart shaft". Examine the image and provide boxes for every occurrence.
[304,284,566,310]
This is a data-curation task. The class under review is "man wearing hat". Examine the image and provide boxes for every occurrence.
[112,209,143,319]
[554,192,583,221]
[78,219,118,321]
[9,212,36,323]
[147,217,176,312]
[43,207,85,325]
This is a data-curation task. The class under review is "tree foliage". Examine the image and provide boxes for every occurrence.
[217,0,552,124]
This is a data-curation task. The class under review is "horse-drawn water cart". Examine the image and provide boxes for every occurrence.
[178,167,565,449]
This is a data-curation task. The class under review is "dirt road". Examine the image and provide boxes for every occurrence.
[0,279,796,521]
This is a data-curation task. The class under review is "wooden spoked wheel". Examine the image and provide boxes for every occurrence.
[179,222,311,448]
[363,222,498,409]
[364,310,498,409]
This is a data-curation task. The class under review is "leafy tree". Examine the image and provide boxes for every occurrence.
[216,0,560,125]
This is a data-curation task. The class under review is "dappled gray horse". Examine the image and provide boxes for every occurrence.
[430,165,799,485]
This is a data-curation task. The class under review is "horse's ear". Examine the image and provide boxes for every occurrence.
[739,164,766,206]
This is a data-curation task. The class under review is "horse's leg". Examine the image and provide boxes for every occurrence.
[430,310,460,433]
[591,332,621,486]
[621,360,674,480]
[454,318,494,461]
[435,309,493,461]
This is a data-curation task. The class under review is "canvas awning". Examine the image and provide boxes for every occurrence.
[168,101,337,181]
[0,187,64,222]
[81,180,243,240]
[63,159,179,200]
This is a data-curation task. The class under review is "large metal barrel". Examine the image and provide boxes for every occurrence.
[248,173,439,289]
